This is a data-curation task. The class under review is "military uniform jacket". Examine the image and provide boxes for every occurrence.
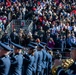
[37,50,43,72]
[33,50,39,72]
[56,61,76,75]
[23,53,35,75]
[10,53,23,75]
[42,49,47,69]
[46,52,52,69]
[26,55,35,75]
[0,55,10,75]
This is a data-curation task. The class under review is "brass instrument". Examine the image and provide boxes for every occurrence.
[49,50,53,56]
[51,58,74,75]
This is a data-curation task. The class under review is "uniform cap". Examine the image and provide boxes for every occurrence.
[10,42,23,49]
[40,42,46,45]
[46,46,52,50]
[38,43,44,48]
[28,44,35,49]
[4,42,9,45]
[0,42,13,51]
[30,42,37,46]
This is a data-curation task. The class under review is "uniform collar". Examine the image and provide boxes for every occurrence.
[0,55,7,58]
[15,53,20,55]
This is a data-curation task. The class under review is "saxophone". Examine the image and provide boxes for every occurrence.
[51,58,74,75]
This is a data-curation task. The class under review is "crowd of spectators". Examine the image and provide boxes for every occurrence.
[0,0,76,52]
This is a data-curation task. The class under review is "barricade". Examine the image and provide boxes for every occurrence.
[52,48,71,59]
[6,20,33,35]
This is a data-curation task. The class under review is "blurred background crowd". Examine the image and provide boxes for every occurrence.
[0,0,76,53]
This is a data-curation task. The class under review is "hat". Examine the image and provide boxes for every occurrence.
[40,42,46,45]
[46,46,52,50]
[0,42,13,51]
[38,43,44,48]
[10,42,23,49]
[30,42,37,46]
[28,44,35,49]
[4,42,9,45]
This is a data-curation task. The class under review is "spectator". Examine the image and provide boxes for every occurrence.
[47,37,55,49]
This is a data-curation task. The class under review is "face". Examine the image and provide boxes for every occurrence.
[14,47,21,53]
[0,49,10,56]
[70,50,76,60]
[28,49,33,54]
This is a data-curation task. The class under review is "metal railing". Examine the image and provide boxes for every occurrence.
[51,48,71,59]
[6,19,33,35]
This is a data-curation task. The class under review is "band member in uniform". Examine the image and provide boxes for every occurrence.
[40,42,47,75]
[9,42,23,75]
[53,45,76,75]
[46,46,52,75]
[30,42,38,75]
[23,44,35,75]
[0,42,13,75]
[36,43,44,75]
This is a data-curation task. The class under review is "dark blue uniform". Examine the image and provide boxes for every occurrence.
[56,47,76,75]
[0,55,10,75]
[56,61,76,75]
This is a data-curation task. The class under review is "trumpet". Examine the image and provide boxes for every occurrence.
[51,58,74,75]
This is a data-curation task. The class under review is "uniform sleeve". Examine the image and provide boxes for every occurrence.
[10,56,17,64]
[42,50,46,68]
[56,67,68,75]
[0,59,4,68]
[32,51,38,72]
[49,55,52,69]
[37,52,42,72]
[23,54,31,63]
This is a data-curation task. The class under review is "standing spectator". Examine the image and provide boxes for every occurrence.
[47,37,55,49]
[1,30,10,44]
[54,34,61,50]
[66,33,72,48]
[0,20,5,31]
[71,33,76,45]
[38,26,44,41]
[10,29,19,44]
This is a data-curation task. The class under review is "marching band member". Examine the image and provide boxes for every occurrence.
[53,45,76,75]
[36,43,44,75]
[40,42,47,75]
[23,44,36,75]
[0,42,13,75]
[9,42,23,75]
[46,46,52,75]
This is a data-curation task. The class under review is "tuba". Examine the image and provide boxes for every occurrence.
[51,58,74,75]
